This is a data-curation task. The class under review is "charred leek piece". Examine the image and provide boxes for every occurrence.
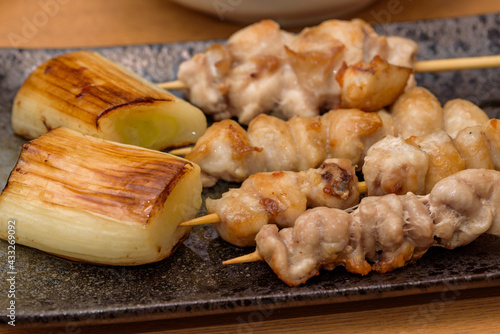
[12,50,207,150]
[0,127,202,265]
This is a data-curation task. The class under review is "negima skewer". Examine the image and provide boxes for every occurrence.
[179,181,368,227]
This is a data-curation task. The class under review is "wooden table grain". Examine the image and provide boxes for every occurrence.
[1,0,500,333]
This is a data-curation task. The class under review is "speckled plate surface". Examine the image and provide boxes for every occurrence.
[1,13,500,327]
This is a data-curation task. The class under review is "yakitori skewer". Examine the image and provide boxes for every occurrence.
[163,19,419,124]
[170,90,491,188]
[180,181,368,227]
[175,107,394,187]
[159,55,500,91]
[222,169,500,286]
[159,80,186,90]
[180,212,221,227]
[179,120,500,249]
[183,159,362,247]
[157,17,500,125]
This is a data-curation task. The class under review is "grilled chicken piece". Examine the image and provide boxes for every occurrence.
[178,19,417,124]
[429,169,500,246]
[247,114,303,173]
[443,99,490,139]
[322,108,382,167]
[287,116,327,171]
[362,135,429,196]
[336,56,412,111]
[206,159,359,247]
[182,119,263,187]
[0,127,202,265]
[452,126,494,169]
[362,109,399,157]
[391,86,444,138]
[12,50,206,150]
[255,169,500,286]
[406,131,466,193]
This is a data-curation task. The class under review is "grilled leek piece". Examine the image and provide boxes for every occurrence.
[0,127,202,265]
[12,50,207,150]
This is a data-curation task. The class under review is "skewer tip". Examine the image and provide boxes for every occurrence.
[168,146,193,156]
[157,79,188,90]
[179,212,221,227]
[223,251,263,265]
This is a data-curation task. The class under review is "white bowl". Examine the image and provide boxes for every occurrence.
[171,0,379,27]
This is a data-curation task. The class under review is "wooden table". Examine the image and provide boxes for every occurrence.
[2,0,500,333]
[1,0,500,48]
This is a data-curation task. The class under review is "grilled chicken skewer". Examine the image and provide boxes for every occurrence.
[176,87,489,187]
[159,55,500,90]
[204,159,360,247]
[223,169,500,286]
[162,18,500,125]
[173,19,417,124]
[186,107,387,187]
[180,118,499,248]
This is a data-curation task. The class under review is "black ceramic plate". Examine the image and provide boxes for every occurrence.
[1,13,500,326]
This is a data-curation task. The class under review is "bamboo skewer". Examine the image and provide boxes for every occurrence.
[168,146,193,156]
[357,181,367,194]
[222,251,262,265]
[158,80,187,90]
[158,55,500,91]
[158,80,185,90]
[180,212,220,226]
[413,55,500,72]
[178,181,367,227]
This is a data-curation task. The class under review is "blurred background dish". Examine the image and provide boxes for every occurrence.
[170,0,380,27]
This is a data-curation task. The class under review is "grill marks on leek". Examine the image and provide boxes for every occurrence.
[12,50,207,150]
[0,127,203,265]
